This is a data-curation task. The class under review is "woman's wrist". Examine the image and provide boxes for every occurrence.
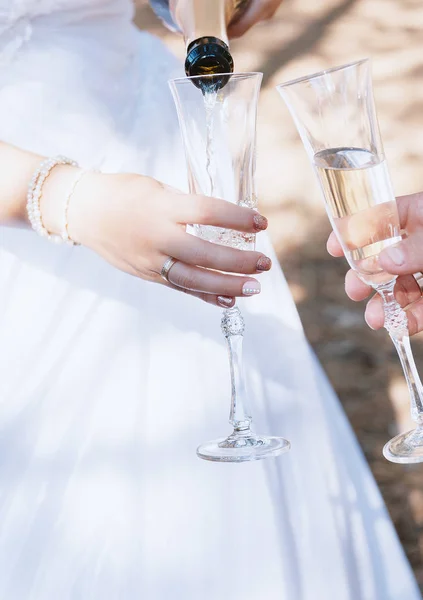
[38,164,106,246]
[59,171,158,249]
[40,164,81,237]
[0,143,43,224]
[36,165,168,250]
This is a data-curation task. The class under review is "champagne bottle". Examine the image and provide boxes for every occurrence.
[150,0,250,86]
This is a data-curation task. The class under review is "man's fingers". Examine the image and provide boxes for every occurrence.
[227,1,265,38]
[364,274,422,334]
[327,231,344,257]
[344,269,372,301]
[379,233,423,276]
[392,274,422,307]
[403,299,423,336]
[396,192,423,229]
[327,192,423,261]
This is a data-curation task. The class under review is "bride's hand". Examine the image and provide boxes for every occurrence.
[42,169,271,308]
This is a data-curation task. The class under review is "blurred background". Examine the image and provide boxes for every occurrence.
[136,0,423,588]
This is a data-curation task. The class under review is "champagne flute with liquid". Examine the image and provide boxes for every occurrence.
[277,59,423,463]
[170,71,290,461]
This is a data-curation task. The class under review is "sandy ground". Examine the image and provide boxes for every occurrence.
[136,0,423,588]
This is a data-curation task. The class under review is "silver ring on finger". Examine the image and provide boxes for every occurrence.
[413,272,423,296]
[160,257,178,282]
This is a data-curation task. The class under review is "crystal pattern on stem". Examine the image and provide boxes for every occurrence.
[221,306,245,337]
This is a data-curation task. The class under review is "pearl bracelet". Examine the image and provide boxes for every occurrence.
[26,155,79,245]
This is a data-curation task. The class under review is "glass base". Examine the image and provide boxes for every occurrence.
[383,426,423,464]
[197,429,291,463]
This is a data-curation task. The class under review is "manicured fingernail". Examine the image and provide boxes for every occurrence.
[383,246,404,266]
[242,281,261,296]
[253,214,268,231]
[256,256,272,271]
[217,296,235,307]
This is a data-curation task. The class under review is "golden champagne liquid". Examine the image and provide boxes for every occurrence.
[314,147,401,285]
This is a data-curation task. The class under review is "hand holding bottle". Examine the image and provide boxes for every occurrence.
[150,0,284,79]
[228,0,284,38]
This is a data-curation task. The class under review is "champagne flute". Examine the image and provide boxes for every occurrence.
[169,72,290,462]
[277,59,423,464]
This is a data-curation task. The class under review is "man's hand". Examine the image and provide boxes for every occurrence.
[228,0,283,38]
[327,192,423,335]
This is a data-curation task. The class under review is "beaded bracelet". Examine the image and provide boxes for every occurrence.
[26,155,79,245]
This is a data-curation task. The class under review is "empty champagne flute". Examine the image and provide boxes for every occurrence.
[277,59,423,464]
[169,71,290,462]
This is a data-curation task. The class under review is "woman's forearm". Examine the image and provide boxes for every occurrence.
[0,139,270,307]
[0,142,81,236]
[0,142,44,224]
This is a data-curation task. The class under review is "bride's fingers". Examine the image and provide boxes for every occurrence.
[176,195,268,234]
[163,260,260,297]
[162,279,236,308]
[165,232,271,274]
[327,231,344,257]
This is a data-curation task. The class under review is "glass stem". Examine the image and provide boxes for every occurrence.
[221,305,252,432]
[377,280,423,425]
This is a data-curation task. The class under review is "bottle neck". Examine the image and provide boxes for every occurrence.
[171,0,229,46]
[170,0,250,89]
[184,36,234,82]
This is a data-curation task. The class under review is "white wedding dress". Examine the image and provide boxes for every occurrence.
[0,1,420,598]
